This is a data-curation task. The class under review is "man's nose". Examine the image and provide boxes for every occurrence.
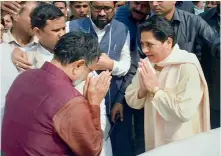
[59,29,66,38]
[136,4,141,10]
[99,9,106,16]
[79,7,84,13]
[152,1,159,6]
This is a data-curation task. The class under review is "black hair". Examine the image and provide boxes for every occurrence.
[30,3,64,29]
[54,31,101,65]
[139,15,176,47]
[52,1,67,7]
[90,1,117,6]
[70,1,90,6]
[1,18,5,26]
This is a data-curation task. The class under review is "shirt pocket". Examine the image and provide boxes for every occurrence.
[178,40,193,53]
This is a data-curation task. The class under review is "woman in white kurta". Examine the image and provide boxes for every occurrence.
[125,16,210,151]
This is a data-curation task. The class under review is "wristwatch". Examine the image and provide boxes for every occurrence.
[149,86,160,98]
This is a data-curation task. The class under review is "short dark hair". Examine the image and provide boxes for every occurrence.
[139,15,176,47]
[70,1,90,6]
[30,4,64,29]
[54,31,101,65]
[90,1,117,6]
[52,1,67,7]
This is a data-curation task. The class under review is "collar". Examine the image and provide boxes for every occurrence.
[171,9,181,23]
[5,29,38,46]
[211,7,220,18]
[41,62,72,84]
[38,43,54,56]
[156,44,200,67]
[89,16,111,32]
[156,44,179,67]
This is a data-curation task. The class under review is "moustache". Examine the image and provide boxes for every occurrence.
[97,16,108,20]
[133,9,146,16]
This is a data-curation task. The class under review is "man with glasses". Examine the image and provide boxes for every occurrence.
[68,1,131,156]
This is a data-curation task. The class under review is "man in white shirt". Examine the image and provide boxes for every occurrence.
[3,1,41,50]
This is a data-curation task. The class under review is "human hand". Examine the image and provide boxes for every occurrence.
[111,103,124,123]
[95,53,114,71]
[86,71,112,105]
[11,48,32,71]
[1,1,21,15]
[138,59,158,92]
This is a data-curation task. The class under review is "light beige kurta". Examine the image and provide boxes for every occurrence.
[125,44,210,151]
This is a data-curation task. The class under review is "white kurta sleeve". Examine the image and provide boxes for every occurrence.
[152,63,204,122]
[125,71,146,109]
[112,32,131,76]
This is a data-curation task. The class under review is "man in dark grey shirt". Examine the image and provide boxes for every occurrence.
[148,1,217,55]
[143,1,217,85]
[200,3,220,34]
[200,4,220,129]
[175,1,194,13]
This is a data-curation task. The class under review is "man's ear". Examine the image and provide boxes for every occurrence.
[172,1,177,5]
[12,14,19,22]
[33,27,41,40]
[72,59,86,69]
[71,59,86,75]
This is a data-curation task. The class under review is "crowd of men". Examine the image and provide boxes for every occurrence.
[0,1,220,156]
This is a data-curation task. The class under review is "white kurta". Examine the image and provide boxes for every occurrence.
[1,43,19,119]
[125,44,210,151]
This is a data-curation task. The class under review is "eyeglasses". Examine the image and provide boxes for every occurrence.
[91,5,114,13]
[85,63,94,73]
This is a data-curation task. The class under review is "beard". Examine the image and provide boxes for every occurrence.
[92,15,111,29]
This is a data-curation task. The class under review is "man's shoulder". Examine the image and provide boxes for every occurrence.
[68,17,89,25]
[112,19,129,34]
[112,18,128,27]
[200,8,217,20]
[16,68,39,81]
[115,5,130,22]
[115,5,129,17]
[176,8,194,17]
[68,18,89,29]
[176,8,204,23]
[68,18,91,32]
[2,31,12,43]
